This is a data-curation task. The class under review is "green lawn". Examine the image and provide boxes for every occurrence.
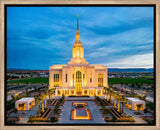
[7,77,154,85]
[7,77,49,84]
[140,76,154,79]
[108,78,153,84]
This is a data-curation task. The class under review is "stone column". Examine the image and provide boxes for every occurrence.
[56,89,58,96]
[60,90,62,96]
[26,102,29,110]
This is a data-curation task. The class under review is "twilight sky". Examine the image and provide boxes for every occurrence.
[7,6,154,70]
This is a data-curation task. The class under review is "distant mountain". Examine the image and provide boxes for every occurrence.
[7,68,153,73]
[7,68,49,72]
[108,68,153,73]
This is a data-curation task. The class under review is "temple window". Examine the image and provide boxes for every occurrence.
[66,74,67,82]
[72,74,74,86]
[54,74,59,87]
[90,73,92,83]
[98,74,103,87]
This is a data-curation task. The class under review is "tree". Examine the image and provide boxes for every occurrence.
[109,89,113,103]
[40,95,44,112]
[43,92,47,109]
[48,89,52,103]
[36,97,41,117]
[103,87,107,100]
[51,87,56,100]
[106,88,110,101]
[113,92,119,109]
[115,94,121,112]
[120,96,127,117]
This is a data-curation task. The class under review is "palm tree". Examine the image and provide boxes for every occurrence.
[103,87,107,100]
[109,89,113,103]
[120,96,127,117]
[113,92,119,109]
[50,88,56,101]
[52,87,56,100]
[106,88,110,101]
[43,92,47,109]
[48,89,52,103]
[36,97,41,117]
[40,95,44,112]
[115,95,121,112]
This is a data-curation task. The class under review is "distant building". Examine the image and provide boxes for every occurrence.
[49,15,108,96]
[15,97,35,111]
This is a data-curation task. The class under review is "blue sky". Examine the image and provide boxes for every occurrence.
[7,7,154,70]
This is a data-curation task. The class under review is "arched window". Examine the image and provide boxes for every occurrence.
[98,74,103,87]
[66,74,67,82]
[54,74,59,87]
[90,73,92,83]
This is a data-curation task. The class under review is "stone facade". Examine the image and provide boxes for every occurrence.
[49,15,108,96]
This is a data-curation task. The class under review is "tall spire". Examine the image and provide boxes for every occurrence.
[77,14,79,30]
[76,14,80,42]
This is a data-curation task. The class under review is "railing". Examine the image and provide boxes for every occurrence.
[41,108,50,118]
[110,108,122,118]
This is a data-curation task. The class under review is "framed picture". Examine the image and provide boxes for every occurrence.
[0,0,159,129]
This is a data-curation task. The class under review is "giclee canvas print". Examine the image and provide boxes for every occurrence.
[6,6,155,125]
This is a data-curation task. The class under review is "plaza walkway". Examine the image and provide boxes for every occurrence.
[58,100,105,124]
[17,105,38,124]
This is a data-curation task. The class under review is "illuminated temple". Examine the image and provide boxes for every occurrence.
[49,15,108,96]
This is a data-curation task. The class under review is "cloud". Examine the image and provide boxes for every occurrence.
[102,53,153,68]
[7,7,154,69]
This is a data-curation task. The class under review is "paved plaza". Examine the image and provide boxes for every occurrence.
[14,96,149,124]
[58,100,105,124]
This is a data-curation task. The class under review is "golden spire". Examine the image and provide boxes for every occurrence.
[75,14,80,42]
[77,14,79,30]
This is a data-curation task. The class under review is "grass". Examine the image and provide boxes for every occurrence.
[7,77,49,84]
[7,77,153,85]
[140,76,154,79]
[108,78,153,84]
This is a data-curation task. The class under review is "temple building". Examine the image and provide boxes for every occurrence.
[49,15,108,96]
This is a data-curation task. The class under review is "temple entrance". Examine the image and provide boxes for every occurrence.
[76,71,82,96]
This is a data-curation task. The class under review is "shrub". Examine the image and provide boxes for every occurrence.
[14,108,18,113]
[143,108,148,113]
[50,116,58,122]
[146,102,154,110]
